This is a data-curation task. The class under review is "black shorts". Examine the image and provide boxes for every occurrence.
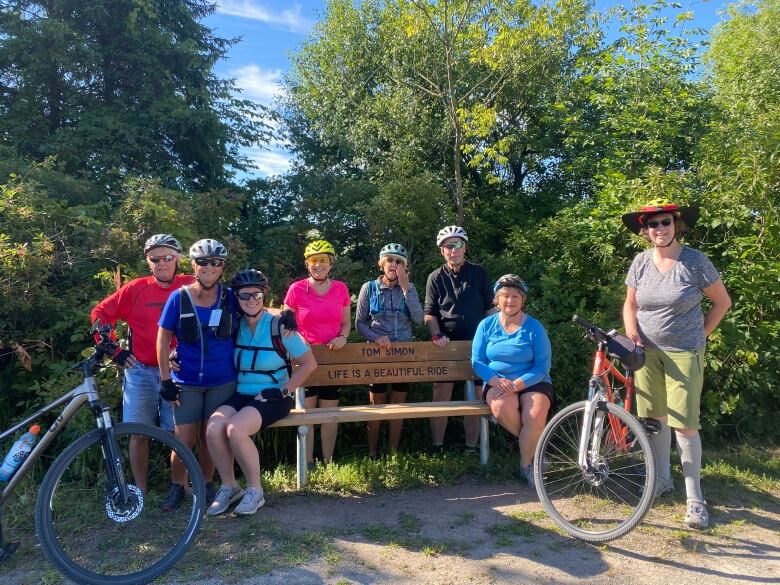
[304,385,340,401]
[221,393,294,428]
[370,383,410,394]
[483,381,556,415]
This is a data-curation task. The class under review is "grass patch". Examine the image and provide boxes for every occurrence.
[452,511,476,527]
[486,509,551,545]
[701,446,780,503]
[262,450,520,496]
[398,512,423,533]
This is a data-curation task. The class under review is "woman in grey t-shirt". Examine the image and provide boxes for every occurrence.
[621,200,731,530]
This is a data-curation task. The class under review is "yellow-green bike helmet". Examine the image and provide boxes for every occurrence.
[304,239,336,259]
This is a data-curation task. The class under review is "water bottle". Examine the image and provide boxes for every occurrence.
[0,425,41,482]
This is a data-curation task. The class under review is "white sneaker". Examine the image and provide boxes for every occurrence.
[234,486,265,515]
[684,500,709,529]
[206,484,243,516]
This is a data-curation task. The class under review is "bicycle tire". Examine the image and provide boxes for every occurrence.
[534,401,656,542]
[35,422,205,585]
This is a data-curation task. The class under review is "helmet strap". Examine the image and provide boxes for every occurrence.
[308,269,329,282]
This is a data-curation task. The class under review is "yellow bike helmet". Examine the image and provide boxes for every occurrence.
[304,239,336,259]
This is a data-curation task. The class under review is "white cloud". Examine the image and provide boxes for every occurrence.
[232,64,283,105]
[216,1,313,34]
[243,146,294,177]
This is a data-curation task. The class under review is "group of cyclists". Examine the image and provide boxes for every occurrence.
[91,199,731,529]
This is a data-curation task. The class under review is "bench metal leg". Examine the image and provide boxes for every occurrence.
[479,415,489,465]
[465,380,489,466]
[295,387,308,489]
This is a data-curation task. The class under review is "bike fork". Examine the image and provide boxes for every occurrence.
[96,407,131,503]
[578,378,607,469]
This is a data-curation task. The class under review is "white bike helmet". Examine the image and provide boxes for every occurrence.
[189,238,228,260]
[436,225,468,246]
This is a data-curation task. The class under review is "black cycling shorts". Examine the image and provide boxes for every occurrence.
[221,393,294,428]
[304,385,340,401]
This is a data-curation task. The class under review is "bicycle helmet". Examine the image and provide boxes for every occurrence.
[493,274,529,296]
[436,225,468,246]
[231,268,269,293]
[304,239,336,259]
[621,199,699,234]
[189,238,228,260]
[144,234,183,255]
[379,243,408,261]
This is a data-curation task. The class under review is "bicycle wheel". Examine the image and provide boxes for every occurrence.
[35,422,205,585]
[534,400,656,542]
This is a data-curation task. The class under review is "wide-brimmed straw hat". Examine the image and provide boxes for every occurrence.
[621,199,699,234]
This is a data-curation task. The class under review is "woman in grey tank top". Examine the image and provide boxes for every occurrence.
[621,200,731,530]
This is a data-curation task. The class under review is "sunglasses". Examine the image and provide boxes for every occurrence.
[441,241,465,250]
[236,291,264,301]
[148,254,176,264]
[384,258,405,265]
[194,258,225,268]
[646,218,673,229]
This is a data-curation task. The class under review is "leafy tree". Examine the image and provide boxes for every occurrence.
[0,0,270,190]
[288,0,595,225]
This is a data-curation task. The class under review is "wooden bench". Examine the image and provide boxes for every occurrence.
[269,341,492,488]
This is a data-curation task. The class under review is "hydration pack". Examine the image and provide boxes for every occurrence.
[178,286,233,345]
[368,279,409,318]
[233,315,292,385]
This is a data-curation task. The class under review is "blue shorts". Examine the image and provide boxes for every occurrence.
[122,363,174,432]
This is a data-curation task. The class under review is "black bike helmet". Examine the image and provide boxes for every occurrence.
[144,234,183,255]
[231,269,269,294]
[493,274,529,296]
[189,238,228,260]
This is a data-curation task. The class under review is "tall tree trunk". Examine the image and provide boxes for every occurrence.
[453,124,464,226]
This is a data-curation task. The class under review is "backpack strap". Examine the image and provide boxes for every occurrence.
[178,287,200,344]
[270,315,293,378]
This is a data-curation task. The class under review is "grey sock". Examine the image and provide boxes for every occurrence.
[675,432,705,502]
[650,420,672,483]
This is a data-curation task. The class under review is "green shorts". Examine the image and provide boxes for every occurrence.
[634,346,705,430]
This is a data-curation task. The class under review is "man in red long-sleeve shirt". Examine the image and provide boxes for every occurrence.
[91,234,193,493]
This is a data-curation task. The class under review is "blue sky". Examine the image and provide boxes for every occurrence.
[205,0,734,180]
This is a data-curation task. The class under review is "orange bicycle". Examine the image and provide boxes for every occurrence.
[534,315,658,541]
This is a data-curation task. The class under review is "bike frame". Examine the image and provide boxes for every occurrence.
[0,351,131,508]
[577,341,637,469]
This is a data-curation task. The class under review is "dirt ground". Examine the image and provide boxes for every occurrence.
[183,479,779,585]
[3,478,778,584]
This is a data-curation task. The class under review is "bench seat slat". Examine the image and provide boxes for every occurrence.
[269,400,491,427]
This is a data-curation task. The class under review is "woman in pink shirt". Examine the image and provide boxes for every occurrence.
[284,240,351,464]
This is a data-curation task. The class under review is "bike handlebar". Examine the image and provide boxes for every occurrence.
[572,314,610,344]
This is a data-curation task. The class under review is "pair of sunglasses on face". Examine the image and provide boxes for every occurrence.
[194,258,225,268]
[235,291,264,301]
[148,254,176,264]
[645,218,673,229]
[441,241,465,250]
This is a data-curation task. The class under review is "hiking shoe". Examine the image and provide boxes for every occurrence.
[684,500,709,530]
[234,487,265,515]
[641,476,675,499]
[521,464,536,490]
[428,444,445,456]
[160,483,185,511]
[463,443,478,455]
[656,476,675,497]
[206,485,244,517]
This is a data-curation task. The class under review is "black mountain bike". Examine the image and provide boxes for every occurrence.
[0,339,205,584]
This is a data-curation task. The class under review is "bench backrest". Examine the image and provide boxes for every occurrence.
[303,341,477,386]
